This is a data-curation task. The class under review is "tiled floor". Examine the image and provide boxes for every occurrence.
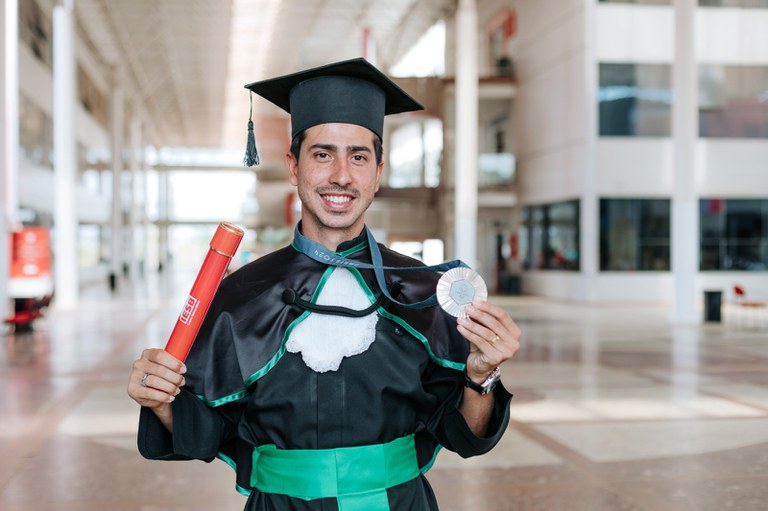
[1,273,767,510]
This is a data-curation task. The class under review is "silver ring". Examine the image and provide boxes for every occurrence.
[140,373,150,387]
[489,335,499,344]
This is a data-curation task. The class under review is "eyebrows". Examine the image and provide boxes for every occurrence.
[307,143,372,154]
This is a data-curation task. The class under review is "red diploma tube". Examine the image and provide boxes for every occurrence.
[165,222,244,361]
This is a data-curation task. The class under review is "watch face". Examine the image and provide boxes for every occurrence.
[482,367,502,387]
[480,368,501,394]
[436,268,488,317]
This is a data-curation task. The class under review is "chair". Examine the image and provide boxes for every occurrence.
[732,285,767,329]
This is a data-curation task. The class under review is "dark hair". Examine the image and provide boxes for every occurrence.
[289,129,383,165]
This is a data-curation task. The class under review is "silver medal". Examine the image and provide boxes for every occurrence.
[436,267,488,317]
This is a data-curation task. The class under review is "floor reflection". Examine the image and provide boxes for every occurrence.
[1,283,767,511]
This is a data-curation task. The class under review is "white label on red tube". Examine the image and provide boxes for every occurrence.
[179,295,200,325]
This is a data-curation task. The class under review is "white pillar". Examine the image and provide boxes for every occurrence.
[362,27,376,66]
[454,0,479,267]
[128,116,142,278]
[158,171,169,271]
[53,0,79,308]
[3,0,18,226]
[0,0,19,326]
[109,84,124,289]
[671,0,699,323]
[580,0,599,301]
[0,0,19,324]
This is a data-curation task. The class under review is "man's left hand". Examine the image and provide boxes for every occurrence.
[457,301,521,382]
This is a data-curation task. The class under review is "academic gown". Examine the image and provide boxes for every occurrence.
[137,228,513,510]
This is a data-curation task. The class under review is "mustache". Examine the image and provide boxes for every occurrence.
[317,186,359,197]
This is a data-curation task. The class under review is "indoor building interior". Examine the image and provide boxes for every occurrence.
[2,1,768,510]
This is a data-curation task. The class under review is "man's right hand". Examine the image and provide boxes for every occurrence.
[127,348,186,431]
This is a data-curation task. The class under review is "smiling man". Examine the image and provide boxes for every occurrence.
[287,123,383,248]
[128,58,520,511]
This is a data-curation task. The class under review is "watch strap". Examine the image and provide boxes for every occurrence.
[463,367,501,395]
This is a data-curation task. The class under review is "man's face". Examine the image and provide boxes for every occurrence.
[286,123,383,245]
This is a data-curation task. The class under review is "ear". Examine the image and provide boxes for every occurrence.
[285,152,299,186]
[374,161,384,193]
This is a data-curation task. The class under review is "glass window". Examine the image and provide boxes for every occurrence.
[520,206,530,269]
[598,63,672,137]
[700,199,768,271]
[389,21,445,77]
[599,0,670,4]
[699,65,768,138]
[79,66,109,129]
[521,200,580,271]
[699,1,768,7]
[600,199,671,271]
[79,225,102,267]
[19,94,53,168]
[19,0,52,68]
[388,119,442,188]
[389,239,444,265]
[167,171,256,222]
[479,153,515,187]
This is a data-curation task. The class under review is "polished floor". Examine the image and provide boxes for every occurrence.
[1,272,768,511]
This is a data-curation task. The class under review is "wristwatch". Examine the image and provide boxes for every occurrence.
[464,367,502,395]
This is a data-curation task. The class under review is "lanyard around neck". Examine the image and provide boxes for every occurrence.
[292,224,468,309]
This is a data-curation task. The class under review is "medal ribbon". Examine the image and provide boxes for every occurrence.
[292,224,468,309]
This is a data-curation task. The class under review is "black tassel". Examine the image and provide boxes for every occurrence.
[243,92,260,166]
[243,119,260,166]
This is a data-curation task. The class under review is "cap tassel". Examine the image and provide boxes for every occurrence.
[243,91,260,167]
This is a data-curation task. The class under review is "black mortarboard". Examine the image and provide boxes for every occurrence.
[242,58,424,166]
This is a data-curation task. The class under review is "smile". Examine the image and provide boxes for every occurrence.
[322,195,353,204]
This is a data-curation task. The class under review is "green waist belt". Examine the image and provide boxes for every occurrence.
[250,434,420,511]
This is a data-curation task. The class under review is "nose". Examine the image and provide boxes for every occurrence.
[329,157,352,187]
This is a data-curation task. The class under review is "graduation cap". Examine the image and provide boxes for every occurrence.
[242,58,424,166]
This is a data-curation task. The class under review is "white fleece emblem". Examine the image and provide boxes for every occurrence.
[286,268,379,372]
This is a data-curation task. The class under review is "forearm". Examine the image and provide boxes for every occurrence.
[138,389,237,462]
[459,387,495,437]
[151,403,174,433]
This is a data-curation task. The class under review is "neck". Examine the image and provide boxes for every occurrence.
[299,221,364,252]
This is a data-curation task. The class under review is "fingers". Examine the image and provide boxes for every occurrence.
[457,314,498,351]
[468,301,521,339]
[464,301,521,344]
[147,348,187,376]
[127,348,187,408]
[457,301,521,370]
[139,370,183,396]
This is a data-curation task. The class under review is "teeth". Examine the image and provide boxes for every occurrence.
[324,195,351,204]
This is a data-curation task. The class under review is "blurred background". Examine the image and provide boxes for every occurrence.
[2,1,768,510]
[3,0,768,318]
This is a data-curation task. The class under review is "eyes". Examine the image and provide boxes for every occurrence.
[312,151,370,166]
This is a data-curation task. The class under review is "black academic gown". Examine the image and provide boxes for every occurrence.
[138,229,512,510]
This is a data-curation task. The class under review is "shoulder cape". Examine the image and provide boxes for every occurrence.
[183,235,469,405]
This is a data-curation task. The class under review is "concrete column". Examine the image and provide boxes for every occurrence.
[109,84,124,290]
[581,0,599,301]
[671,0,699,323]
[2,0,18,227]
[128,116,142,278]
[454,0,479,268]
[362,27,377,66]
[53,0,79,308]
[158,171,169,272]
[1,0,20,324]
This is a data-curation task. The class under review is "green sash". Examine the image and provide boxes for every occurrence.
[250,434,420,511]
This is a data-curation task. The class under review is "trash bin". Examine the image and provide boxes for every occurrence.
[704,290,722,322]
[498,272,520,295]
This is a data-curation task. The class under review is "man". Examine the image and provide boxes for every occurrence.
[128,58,520,510]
